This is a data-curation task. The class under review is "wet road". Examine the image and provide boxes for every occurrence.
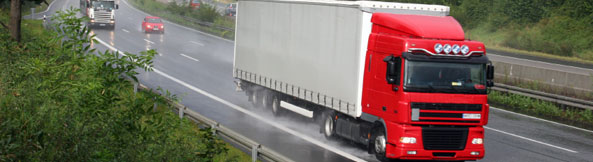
[44,0,593,161]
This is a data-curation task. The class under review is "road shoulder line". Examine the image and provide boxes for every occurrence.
[491,107,593,134]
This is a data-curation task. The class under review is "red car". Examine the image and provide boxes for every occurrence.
[190,0,201,9]
[142,16,164,34]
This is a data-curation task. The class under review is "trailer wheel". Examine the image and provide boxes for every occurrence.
[271,95,283,116]
[372,128,389,162]
[262,91,273,109]
[250,88,262,108]
[323,112,336,139]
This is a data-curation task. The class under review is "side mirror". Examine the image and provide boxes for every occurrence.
[115,4,119,9]
[383,55,401,87]
[487,80,494,87]
[487,64,494,80]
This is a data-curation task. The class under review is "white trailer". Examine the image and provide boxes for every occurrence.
[233,0,448,117]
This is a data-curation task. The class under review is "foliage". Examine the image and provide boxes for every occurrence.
[0,9,228,161]
[383,0,593,60]
[488,91,593,129]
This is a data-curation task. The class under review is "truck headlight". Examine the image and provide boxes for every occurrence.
[452,44,460,54]
[443,44,452,54]
[434,43,443,53]
[461,45,469,54]
[400,137,416,144]
[472,138,483,144]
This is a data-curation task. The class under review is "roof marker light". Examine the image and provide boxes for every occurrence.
[434,44,443,53]
[452,44,460,54]
[443,44,452,54]
[461,45,469,55]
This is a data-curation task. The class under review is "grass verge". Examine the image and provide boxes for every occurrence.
[488,90,593,130]
[466,26,593,65]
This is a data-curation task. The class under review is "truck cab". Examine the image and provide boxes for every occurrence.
[362,13,494,160]
[80,0,118,29]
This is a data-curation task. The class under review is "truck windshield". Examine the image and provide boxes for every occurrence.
[92,1,115,10]
[404,60,486,94]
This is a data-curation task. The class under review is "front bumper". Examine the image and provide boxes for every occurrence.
[384,122,485,160]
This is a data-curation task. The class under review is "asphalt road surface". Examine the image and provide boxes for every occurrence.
[43,0,593,161]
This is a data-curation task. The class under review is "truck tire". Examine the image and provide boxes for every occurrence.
[372,128,389,162]
[322,112,336,139]
[250,88,262,108]
[262,91,272,109]
[271,95,283,116]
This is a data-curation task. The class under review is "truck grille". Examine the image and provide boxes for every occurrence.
[412,103,482,111]
[94,11,112,23]
[411,103,482,124]
[422,127,468,150]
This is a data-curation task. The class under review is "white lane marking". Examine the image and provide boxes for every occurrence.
[43,0,58,13]
[281,101,313,118]
[122,29,130,33]
[490,54,593,74]
[190,41,204,46]
[491,107,593,134]
[121,0,234,43]
[485,126,578,153]
[180,54,199,62]
[143,39,155,44]
[93,37,366,162]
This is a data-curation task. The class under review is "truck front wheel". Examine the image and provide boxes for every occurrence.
[372,128,389,162]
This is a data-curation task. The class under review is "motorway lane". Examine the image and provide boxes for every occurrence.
[488,54,593,76]
[48,0,593,161]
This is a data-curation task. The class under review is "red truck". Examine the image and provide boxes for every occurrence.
[233,0,494,161]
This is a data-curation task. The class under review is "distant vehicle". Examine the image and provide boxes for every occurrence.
[190,0,201,9]
[80,0,118,29]
[142,16,164,34]
[224,3,237,16]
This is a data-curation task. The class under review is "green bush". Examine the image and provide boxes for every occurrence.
[488,90,593,127]
[0,9,227,161]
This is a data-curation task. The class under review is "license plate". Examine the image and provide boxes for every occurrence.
[153,28,159,30]
[99,24,106,26]
[462,113,481,119]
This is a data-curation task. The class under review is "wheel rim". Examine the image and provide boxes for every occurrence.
[374,134,386,154]
[324,115,333,137]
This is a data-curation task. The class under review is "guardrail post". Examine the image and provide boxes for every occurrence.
[179,106,185,119]
[31,8,35,19]
[153,96,157,112]
[133,81,138,94]
[251,144,260,162]
[211,123,218,135]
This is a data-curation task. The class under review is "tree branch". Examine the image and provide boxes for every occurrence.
[0,21,7,30]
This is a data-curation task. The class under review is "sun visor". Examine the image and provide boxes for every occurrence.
[372,13,465,41]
